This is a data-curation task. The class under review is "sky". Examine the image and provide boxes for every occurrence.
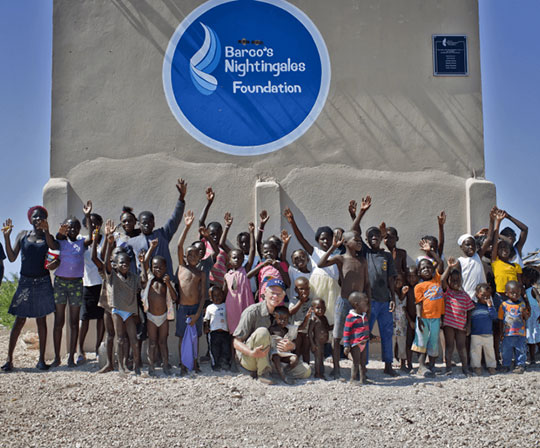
[1,0,539,277]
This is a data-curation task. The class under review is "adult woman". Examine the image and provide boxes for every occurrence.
[1,206,56,371]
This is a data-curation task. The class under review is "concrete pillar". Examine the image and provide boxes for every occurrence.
[255,180,282,239]
[465,178,497,234]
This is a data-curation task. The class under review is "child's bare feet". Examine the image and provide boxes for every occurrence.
[50,358,61,368]
[384,363,398,377]
[134,366,141,376]
[148,365,156,376]
[330,368,340,380]
[163,364,172,375]
[67,358,76,368]
[98,364,114,374]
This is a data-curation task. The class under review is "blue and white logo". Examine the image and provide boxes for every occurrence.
[163,0,331,156]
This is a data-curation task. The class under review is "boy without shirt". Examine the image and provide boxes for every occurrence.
[318,230,371,379]
[176,211,206,372]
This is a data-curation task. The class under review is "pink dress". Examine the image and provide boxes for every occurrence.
[225,267,254,334]
[257,261,288,302]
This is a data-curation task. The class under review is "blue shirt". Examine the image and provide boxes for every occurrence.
[126,199,185,278]
[470,302,498,335]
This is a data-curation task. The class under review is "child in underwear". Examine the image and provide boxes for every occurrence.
[268,306,299,384]
[343,292,370,384]
[104,224,141,375]
[308,298,332,379]
[140,239,177,375]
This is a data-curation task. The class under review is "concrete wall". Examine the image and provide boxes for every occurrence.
[45,0,496,362]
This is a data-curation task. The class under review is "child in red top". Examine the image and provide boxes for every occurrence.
[442,257,475,376]
[343,292,370,384]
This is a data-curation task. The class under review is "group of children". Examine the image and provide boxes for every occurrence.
[2,181,539,386]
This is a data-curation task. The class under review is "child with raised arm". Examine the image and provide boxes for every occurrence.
[288,248,312,300]
[415,211,446,265]
[412,239,445,378]
[268,306,300,384]
[289,276,313,363]
[104,223,141,375]
[499,211,528,267]
[393,274,411,372]
[308,298,332,379]
[176,211,206,373]
[140,239,177,375]
[470,283,498,375]
[441,257,475,376]
[224,223,256,335]
[343,292,370,384]
[284,206,341,324]
[127,178,186,278]
[90,221,116,373]
[380,224,408,275]
[318,229,370,379]
[248,232,290,302]
[51,201,95,368]
[499,280,530,373]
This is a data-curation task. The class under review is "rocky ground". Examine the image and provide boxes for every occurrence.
[1,327,539,447]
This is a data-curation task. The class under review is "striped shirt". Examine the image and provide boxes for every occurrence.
[443,289,474,330]
[209,248,228,287]
[343,311,369,348]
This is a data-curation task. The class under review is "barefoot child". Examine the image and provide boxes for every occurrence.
[441,257,475,375]
[104,225,141,375]
[308,298,332,379]
[412,240,444,378]
[405,266,419,371]
[499,281,530,373]
[343,292,370,384]
[140,239,177,375]
[393,274,410,372]
[268,306,299,384]
[204,286,231,370]
[176,211,206,372]
[523,267,540,364]
[470,283,498,375]
[289,276,313,363]
[318,229,370,379]
[285,207,340,325]
[288,249,312,299]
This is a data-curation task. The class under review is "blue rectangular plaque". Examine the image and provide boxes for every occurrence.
[433,35,468,76]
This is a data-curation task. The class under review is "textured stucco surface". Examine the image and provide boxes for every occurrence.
[46,0,495,357]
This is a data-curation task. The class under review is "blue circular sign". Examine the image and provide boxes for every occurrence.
[163,0,331,156]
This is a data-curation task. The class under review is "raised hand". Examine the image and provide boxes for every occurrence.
[379,221,387,237]
[149,238,159,249]
[281,229,291,245]
[224,212,233,227]
[333,229,344,248]
[83,200,93,215]
[176,178,187,200]
[248,222,255,233]
[184,210,195,227]
[283,207,294,224]
[260,210,269,225]
[360,196,372,213]
[138,250,146,265]
[348,200,357,218]
[489,206,498,220]
[199,226,210,239]
[438,211,447,226]
[495,208,507,222]
[58,223,69,236]
[205,187,215,202]
[419,238,431,253]
[104,219,115,237]
[2,219,13,236]
[447,256,459,269]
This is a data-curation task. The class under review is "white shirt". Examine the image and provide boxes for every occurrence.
[459,253,486,302]
[204,303,228,332]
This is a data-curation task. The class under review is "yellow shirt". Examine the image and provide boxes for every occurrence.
[492,259,522,293]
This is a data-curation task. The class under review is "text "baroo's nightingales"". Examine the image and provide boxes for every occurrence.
[224,46,305,94]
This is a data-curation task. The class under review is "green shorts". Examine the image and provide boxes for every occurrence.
[54,277,83,306]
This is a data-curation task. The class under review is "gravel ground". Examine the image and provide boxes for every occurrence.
[1,327,540,448]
